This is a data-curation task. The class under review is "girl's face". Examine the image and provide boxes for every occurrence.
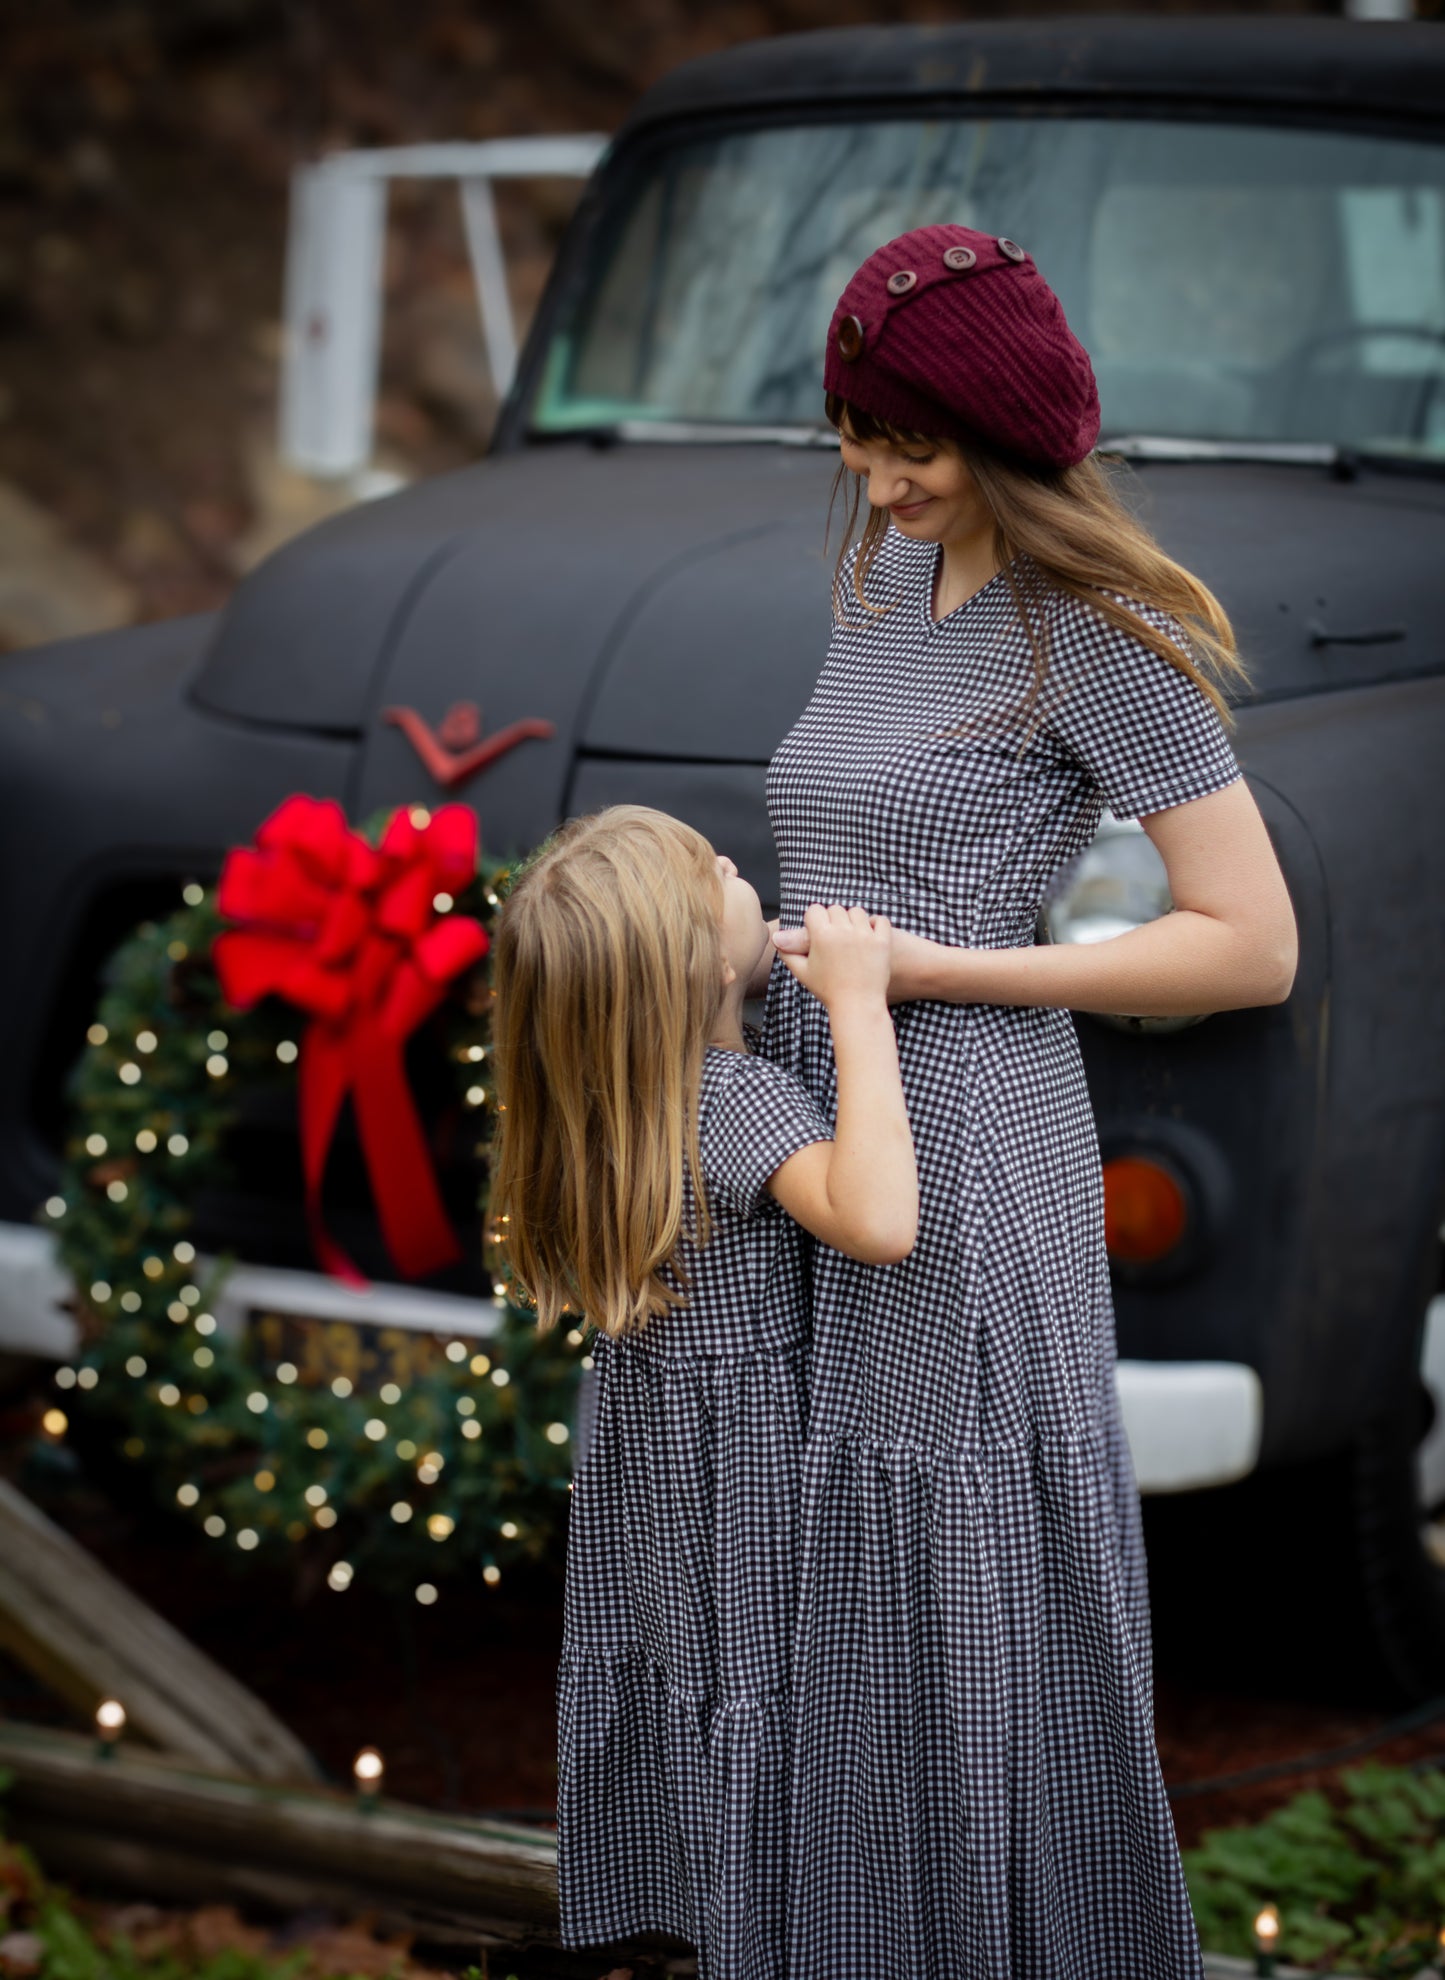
[837,421,989,544]
[715,853,769,987]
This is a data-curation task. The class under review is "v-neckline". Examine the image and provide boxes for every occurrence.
[924,543,1013,631]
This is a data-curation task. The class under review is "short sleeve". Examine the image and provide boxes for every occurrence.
[1043,596,1245,822]
[701,1054,833,1221]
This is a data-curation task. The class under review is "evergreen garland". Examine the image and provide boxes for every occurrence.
[36,842,582,1601]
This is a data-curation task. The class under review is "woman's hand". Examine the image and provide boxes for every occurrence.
[773,916,962,1006]
[878,928,956,1004]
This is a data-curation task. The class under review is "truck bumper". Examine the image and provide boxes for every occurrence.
[1,1221,1275,1495]
[1115,1357,1263,1493]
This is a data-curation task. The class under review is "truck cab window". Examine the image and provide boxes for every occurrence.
[532,116,1445,461]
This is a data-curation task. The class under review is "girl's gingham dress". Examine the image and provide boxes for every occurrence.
[763,532,1245,1980]
[556,1042,832,1980]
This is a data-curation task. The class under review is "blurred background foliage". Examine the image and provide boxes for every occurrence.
[0,0,1361,651]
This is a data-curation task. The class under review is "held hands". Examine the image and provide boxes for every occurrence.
[777,904,893,1011]
[774,912,947,1006]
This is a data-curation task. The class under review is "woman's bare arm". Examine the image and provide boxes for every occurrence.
[774,780,1298,1018]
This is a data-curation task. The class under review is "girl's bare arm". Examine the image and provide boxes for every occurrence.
[765,907,919,1264]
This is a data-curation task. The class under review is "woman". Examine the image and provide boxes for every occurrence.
[761,225,1298,1980]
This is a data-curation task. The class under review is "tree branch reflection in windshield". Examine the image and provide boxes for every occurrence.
[532,116,1445,460]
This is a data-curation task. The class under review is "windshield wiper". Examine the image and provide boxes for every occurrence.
[1101,434,1342,467]
[531,419,841,449]
[538,422,1438,476]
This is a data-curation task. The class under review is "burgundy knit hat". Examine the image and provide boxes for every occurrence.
[823,224,1100,469]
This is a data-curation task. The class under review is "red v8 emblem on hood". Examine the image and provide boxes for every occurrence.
[383,700,556,791]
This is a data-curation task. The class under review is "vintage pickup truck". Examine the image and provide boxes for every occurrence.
[1,15,1442,1698]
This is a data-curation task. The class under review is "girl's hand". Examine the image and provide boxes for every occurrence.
[779,904,892,1010]
[769,905,919,1263]
[775,916,963,1006]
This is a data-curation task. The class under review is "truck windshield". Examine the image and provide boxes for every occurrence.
[531,115,1445,461]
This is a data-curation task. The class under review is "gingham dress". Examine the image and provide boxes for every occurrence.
[762,532,1244,1980]
[556,1042,832,1980]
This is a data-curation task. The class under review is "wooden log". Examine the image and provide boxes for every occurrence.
[0,1721,556,1934]
[0,1479,319,1783]
[0,1722,695,1973]
[8,1816,512,1950]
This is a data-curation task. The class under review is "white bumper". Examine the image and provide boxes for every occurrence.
[1115,1357,1263,1493]
[0,1220,502,1357]
[2,1221,1265,1494]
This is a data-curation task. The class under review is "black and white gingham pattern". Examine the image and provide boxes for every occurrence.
[556,1044,832,1980]
[762,532,1243,1980]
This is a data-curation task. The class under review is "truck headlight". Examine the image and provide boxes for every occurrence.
[1041,812,1208,1035]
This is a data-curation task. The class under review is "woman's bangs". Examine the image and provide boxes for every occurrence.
[824,392,938,453]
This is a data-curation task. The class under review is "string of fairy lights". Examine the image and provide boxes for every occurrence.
[37,839,583,1603]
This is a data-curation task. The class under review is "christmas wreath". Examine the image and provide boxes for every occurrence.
[38,796,582,1602]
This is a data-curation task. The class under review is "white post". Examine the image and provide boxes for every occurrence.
[277,137,607,481]
[280,162,389,478]
[459,176,519,399]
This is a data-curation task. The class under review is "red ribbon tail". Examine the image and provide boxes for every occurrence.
[297,1025,369,1289]
[351,1032,462,1280]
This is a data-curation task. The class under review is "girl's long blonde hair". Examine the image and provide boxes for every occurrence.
[489,806,725,1338]
[825,393,1252,735]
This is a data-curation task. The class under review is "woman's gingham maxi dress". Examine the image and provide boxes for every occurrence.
[763,532,1244,1980]
[556,1042,832,1980]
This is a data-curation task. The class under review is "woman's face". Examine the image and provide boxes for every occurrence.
[837,422,989,545]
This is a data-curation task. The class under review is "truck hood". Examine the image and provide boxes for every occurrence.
[192,441,1445,851]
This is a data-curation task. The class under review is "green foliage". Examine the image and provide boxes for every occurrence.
[35,847,583,1600]
[0,1782,408,1980]
[15,1885,388,1980]
[1184,1762,1445,1976]
[29,1898,332,1980]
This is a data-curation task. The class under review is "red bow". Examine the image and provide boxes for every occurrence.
[213,795,489,1285]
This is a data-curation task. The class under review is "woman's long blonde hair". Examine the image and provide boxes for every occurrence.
[826,393,1251,734]
[489,806,725,1338]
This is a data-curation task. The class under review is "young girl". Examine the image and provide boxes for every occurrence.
[489,804,918,1980]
